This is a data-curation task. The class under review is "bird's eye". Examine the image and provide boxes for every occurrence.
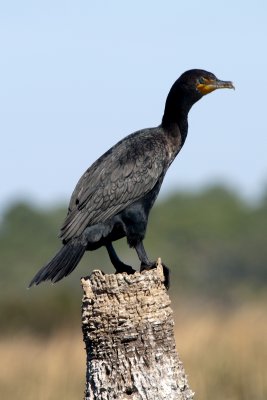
[198,77,205,84]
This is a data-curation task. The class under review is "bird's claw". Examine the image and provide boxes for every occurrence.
[115,263,136,275]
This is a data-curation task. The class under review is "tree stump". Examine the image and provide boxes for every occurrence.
[81,259,194,400]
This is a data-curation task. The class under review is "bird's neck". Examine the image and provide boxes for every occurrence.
[162,114,189,146]
[161,87,195,145]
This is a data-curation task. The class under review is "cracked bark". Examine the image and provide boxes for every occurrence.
[81,259,194,400]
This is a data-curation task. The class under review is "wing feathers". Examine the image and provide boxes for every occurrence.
[60,128,168,241]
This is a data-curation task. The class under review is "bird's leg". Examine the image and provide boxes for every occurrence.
[135,241,170,289]
[106,243,135,274]
[135,241,154,270]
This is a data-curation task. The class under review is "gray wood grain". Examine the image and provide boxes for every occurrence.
[81,261,194,400]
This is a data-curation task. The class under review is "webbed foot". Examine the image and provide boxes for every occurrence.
[115,262,136,274]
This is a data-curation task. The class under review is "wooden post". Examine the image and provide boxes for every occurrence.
[81,259,194,400]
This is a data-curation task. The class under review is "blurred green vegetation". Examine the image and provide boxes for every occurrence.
[0,185,266,335]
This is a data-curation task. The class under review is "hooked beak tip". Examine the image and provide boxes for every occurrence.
[217,80,235,90]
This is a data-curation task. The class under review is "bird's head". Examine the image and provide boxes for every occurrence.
[177,69,235,100]
[162,69,234,129]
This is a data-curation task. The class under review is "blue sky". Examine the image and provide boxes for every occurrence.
[1,1,267,211]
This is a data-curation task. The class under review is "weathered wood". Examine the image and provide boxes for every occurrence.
[81,259,194,400]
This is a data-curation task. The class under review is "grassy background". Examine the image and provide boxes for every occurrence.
[1,300,266,400]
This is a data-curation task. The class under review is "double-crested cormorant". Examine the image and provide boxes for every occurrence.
[29,69,234,287]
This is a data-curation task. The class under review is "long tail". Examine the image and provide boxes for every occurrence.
[29,239,86,287]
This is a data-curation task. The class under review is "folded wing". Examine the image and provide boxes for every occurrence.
[60,129,167,242]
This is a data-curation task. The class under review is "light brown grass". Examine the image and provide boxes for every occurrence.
[0,302,266,400]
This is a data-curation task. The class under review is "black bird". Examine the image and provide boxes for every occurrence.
[29,69,234,287]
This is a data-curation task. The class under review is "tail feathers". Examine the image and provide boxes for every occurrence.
[29,240,86,287]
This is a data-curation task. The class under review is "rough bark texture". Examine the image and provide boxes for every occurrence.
[81,259,194,400]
